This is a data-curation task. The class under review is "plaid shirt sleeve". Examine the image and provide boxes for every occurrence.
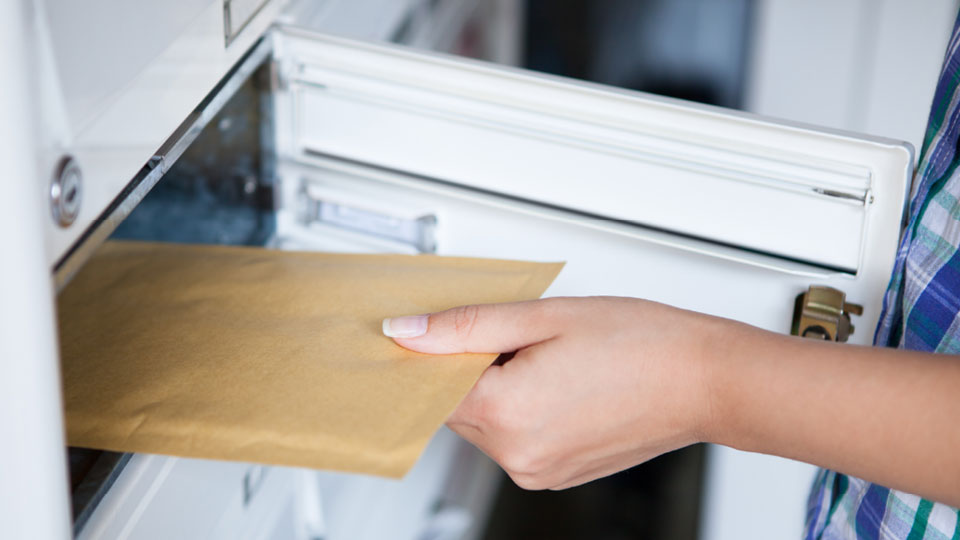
[803,8,960,540]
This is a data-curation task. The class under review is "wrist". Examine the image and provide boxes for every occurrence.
[692,314,756,447]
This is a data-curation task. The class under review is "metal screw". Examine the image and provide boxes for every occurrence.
[50,155,82,228]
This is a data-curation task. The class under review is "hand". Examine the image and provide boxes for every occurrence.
[383,296,730,490]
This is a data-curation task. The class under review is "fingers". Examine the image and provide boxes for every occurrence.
[445,364,507,458]
[443,354,561,489]
[383,298,562,354]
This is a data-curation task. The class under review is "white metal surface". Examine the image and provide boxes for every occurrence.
[307,429,493,540]
[77,425,493,539]
[226,0,272,42]
[40,0,284,268]
[276,30,910,274]
[280,0,523,64]
[77,454,298,540]
[280,0,419,42]
[0,1,72,539]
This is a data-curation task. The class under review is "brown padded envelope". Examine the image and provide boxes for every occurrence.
[58,241,561,477]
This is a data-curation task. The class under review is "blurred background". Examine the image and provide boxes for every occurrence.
[290,0,957,155]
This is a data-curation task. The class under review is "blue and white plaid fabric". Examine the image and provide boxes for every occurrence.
[803,9,960,540]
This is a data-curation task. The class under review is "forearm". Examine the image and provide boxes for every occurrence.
[705,318,960,507]
[390,296,960,496]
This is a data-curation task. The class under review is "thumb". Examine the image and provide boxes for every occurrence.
[382,299,559,354]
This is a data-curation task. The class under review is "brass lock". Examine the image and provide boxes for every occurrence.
[791,286,863,342]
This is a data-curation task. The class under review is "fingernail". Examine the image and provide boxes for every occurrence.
[382,315,429,338]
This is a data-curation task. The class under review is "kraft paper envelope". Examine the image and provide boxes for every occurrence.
[58,241,562,477]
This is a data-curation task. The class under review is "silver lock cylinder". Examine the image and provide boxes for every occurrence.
[50,155,82,227]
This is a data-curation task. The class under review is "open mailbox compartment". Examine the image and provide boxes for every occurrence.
[55,14,912,540]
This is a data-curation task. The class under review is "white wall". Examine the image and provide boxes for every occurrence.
[746,0,958,153]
